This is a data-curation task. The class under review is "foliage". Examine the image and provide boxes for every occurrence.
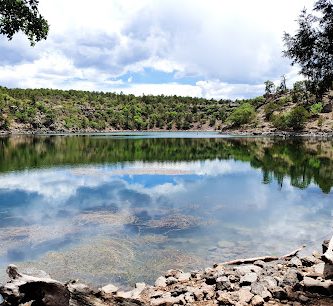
[227,103,256,127]
[0,0,49,45]
[0,87,231,131]
[283,0,333,96]
[291,81,310,103]
[310,102,323,115]
[287,106,309,130]
[264,80,275,95]
[264,102,279,120]
[272,106,309,131]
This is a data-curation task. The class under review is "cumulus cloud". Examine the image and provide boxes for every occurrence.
[0,0,315,98]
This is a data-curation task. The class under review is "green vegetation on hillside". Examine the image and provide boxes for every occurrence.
[0,81,331,133]
[0,86,238,132]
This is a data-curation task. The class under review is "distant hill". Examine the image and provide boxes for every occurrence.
[0,85,332,134]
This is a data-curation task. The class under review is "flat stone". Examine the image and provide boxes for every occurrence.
[235,265,262,275]
[100,283,118,294]
[301,255,321,267]
[151,296,181,305]
[303,276,333,295]
[240,272,258,286]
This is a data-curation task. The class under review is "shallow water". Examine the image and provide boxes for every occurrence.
[0,134,332,287]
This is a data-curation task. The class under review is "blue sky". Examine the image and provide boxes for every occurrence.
[0,0,314,99]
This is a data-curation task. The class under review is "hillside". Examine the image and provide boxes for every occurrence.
[0,85,332,134]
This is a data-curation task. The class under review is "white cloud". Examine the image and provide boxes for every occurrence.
[0,0,315,98]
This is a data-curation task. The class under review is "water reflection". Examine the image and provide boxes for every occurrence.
[0,135,332,286]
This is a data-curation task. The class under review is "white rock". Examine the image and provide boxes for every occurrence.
[100,283,118,294]
[177,272,191,282]
[155,276,167,288]
[240,272,258,285]
[238,288,254,304]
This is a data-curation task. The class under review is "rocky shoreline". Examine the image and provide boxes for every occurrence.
[1,241,333,306]
[1,130,333,139]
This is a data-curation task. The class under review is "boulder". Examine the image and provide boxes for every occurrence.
[240,272,258,286]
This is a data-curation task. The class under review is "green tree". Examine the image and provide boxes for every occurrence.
[283,0,333,96]
[0,0,49,45]
[227,103,256,127]
[264,80,275,95]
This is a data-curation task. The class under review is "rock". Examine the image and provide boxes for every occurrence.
[200,283,215,300]
[183,291,194,303]
[261,276,277,291]
[313,250,322,259]
[0,265,70,306]
[251,282,266,296]
[228,274,240,283]
[189,286,204,300]
[261,289,272,302]
[271,287,287,300]
[282,269,302,287]
[216,276,231,291]
[235,265,262,275]
[155,276,167,288]
[177,272,191,282]
[303,276,333,295]
[301,255,321,267]
[288,256,302,268]
[298,294,309,303]
[100,283,119,294]
[217,291,236,305]
[238,288,254,304]
[240,272,258,286]
[251,295,264,306]
[324,262,333,279]
[313,262,325,274]
[253,260,266,268]
[151,295,181,305]
[322,102,332,113]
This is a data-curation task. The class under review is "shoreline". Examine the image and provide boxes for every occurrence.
[0,129,333,138]
[1,243,333,305]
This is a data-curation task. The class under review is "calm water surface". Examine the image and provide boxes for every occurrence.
[0,133,332,287]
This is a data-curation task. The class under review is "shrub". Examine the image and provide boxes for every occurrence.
[310,102,323,116]
[264,102,279,120]
[288,106,309,130]
[227,103,256,127]
[272,106,309,131]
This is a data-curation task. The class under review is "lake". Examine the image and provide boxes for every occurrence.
[0,133,332,288]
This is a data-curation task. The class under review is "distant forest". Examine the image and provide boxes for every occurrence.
[0,86,259,132]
